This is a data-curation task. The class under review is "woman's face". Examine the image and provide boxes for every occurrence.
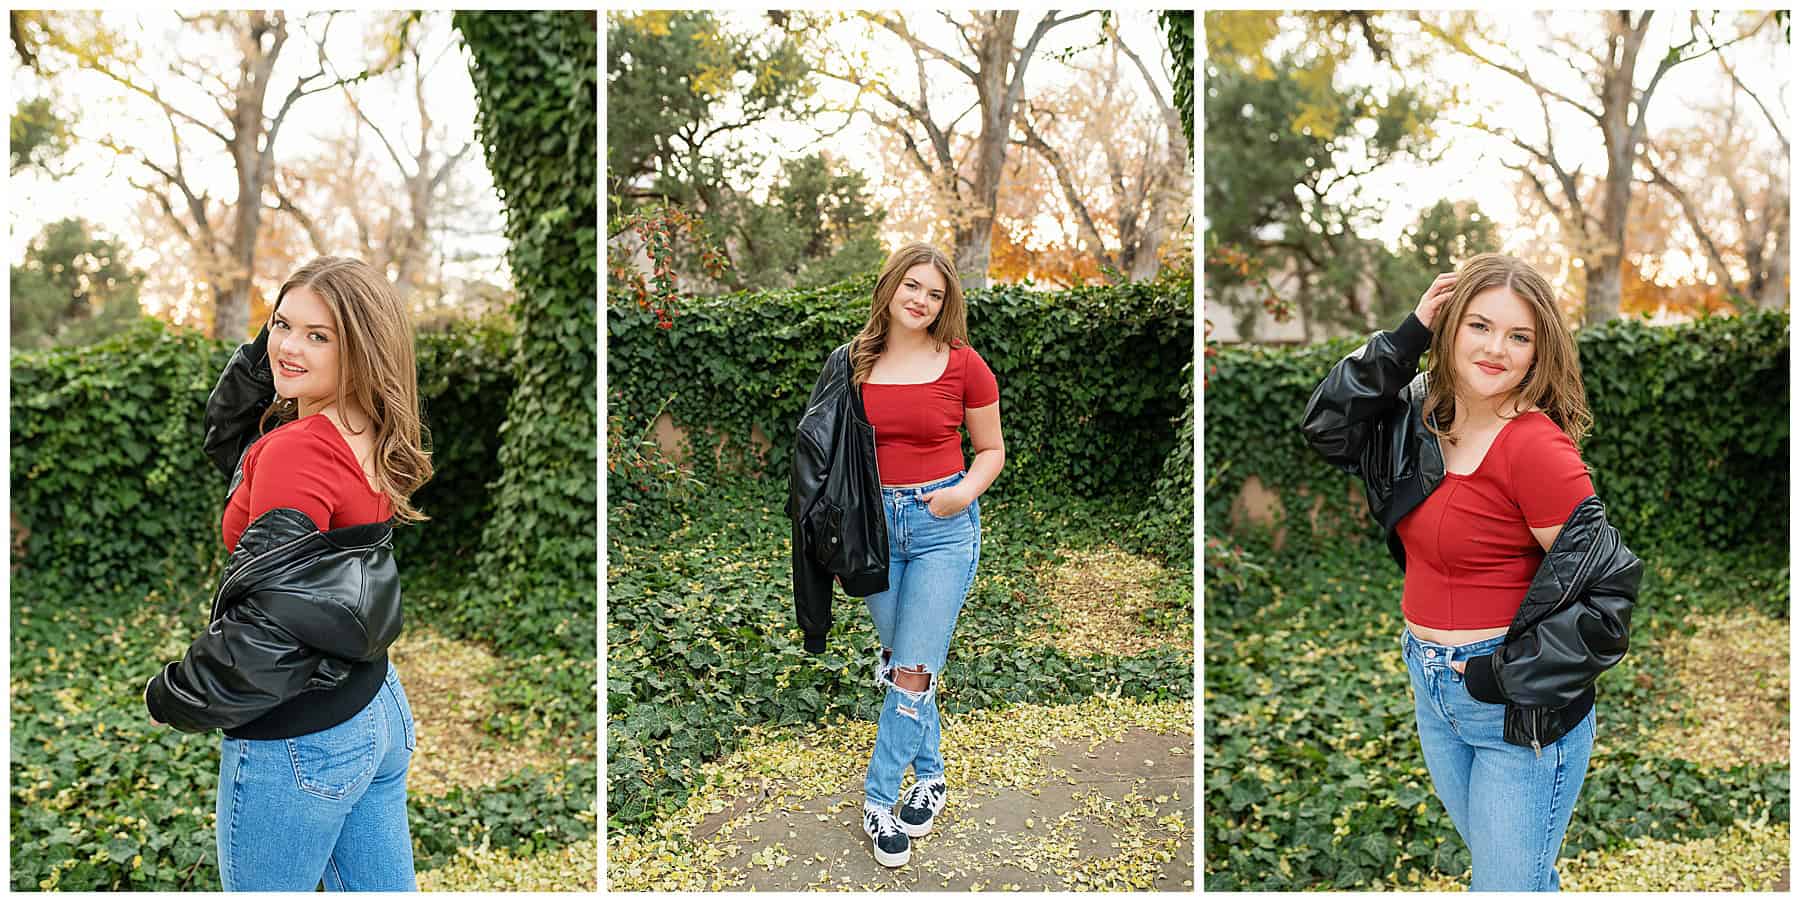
[268,285,342,408]
[888,262,947,334]
[1452,285,1537,406]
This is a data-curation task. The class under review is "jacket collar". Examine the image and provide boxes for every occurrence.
[213,507,393,621]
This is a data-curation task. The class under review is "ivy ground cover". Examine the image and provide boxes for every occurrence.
[1203,533,1789,890]
[606,473,1195,859]
[9,566,597,891]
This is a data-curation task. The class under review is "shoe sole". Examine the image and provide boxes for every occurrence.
[899,816,934,838]
[872,844,910,868]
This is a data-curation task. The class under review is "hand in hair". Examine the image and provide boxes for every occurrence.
[1414,272,1457,331]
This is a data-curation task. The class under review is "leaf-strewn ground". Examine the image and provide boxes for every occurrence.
[608,697,1193,891]
[608,474,1194,887]
[1204,533,1789,890]
[11,579,597,891]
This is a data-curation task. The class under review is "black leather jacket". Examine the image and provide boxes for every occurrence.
[144,325,404,733]
[1299,312,1642,754]
[787,341,888,653]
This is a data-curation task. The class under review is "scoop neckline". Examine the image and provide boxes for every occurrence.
[863,345,955,386]
[290,413,387,499]
[1441,409,1544,479]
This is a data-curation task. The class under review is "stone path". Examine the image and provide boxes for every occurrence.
[607,698,1195,891]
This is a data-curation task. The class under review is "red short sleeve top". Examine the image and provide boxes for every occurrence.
[1396,411,1594,629]
[221,415,394,550]
[861,342,1000,485]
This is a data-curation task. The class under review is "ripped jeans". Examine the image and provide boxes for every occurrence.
[862,471,981,810]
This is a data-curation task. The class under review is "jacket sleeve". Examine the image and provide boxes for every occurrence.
[203,323,276,480]
[1465,541,1641,708]
[789,354,839,654]
[144,594,325,733]
[1297,312,1433,475]
[791,505,835,653]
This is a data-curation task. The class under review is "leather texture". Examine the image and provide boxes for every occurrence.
[145,327,404,733]
[787,342,889,653]
[204,322,277,489]
[1298,312,1643,751]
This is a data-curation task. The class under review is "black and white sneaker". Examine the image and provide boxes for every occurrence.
[897,777,947,837]
[863,802,911,867]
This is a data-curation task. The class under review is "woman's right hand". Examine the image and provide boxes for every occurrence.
[1414,272,1457,331]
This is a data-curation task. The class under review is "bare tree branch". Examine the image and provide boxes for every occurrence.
[1705,14,1788,152]
[1640,147,1738,293]
[1413,15,1605,122]
[864,11,980,82]
[270,181,332,256]
[1015,111,1116,272]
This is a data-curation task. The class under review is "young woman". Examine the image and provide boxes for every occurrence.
[1300,253,1640,891]
[842,243,1005,867]
[144,256,433,891]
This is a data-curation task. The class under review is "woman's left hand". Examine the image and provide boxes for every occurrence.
[921,487,970,518]
[1449,660,1466,674]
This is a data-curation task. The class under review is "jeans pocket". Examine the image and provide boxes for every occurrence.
[286,705,379,800]
[924,501,969,521]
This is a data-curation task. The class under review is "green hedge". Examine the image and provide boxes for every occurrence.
[1203,311,1789,551]
[456,11,598,657]
[10,317,514,598]
[607,275,1195,499]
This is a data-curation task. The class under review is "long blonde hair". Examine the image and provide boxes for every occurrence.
[258,256,433,523]
[849,243,969,385]
[1423,253,1592,448]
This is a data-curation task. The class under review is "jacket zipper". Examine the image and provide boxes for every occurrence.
[209,531,317,621]
[1529,709,1542,759]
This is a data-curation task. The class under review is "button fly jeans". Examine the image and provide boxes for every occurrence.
[863,471,981,810]
[1401,629,1595,891]
[215,662,418,891]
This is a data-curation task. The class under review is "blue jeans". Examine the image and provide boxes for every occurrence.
[1401,629,1595,892]
[863,471,981,809]
[216,663,418,891]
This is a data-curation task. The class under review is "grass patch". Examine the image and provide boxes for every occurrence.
[387,628,580,797]
[10,579,596,891]
[1642,610,1788,770]
[1394,817,1790,891]
[1033,545,1190,656]
[418,835,597,891]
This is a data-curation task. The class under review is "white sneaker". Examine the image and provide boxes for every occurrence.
[897,777,947,837]
[862,801,911,867]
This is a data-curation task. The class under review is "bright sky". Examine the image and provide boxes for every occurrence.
[1288,11,1788,285]
[8,10,508,303]
[685,9,1182,253]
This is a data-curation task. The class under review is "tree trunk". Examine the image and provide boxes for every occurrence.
[1586,14,1640,326]
[220,157,263,340]
[852,11,1095,291]
[960,12,1019,291]
[1758,221,1789,308]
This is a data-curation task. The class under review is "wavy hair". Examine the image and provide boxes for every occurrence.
[258,256,434,523]
[1423,252,1592,448]
[849,243,969,385]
